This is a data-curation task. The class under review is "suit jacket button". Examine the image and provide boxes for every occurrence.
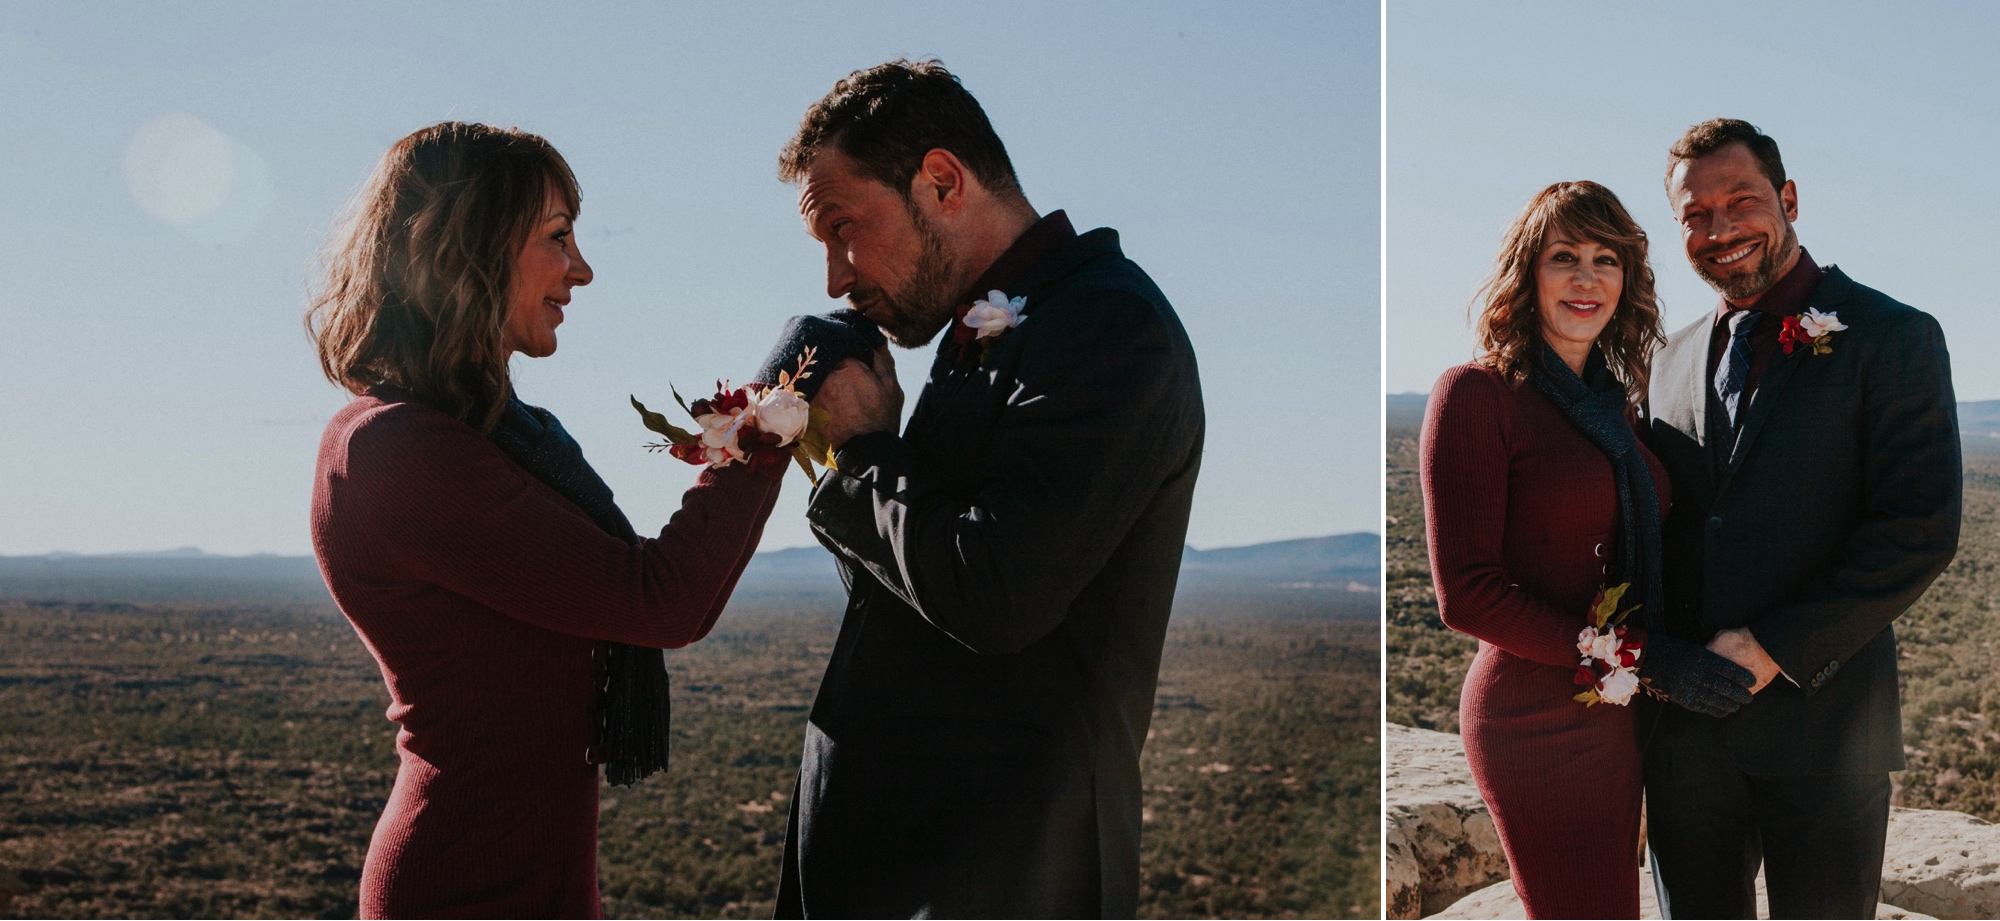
[1707,516,1723,531]
[1594,543,1606,558]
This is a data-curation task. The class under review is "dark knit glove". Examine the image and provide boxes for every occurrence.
[753,310,886,401]
[1639,635,1756,717]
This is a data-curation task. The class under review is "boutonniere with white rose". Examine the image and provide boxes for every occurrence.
[628,348,834,484]
[1778,308,1846,356]
[950,289,1026,363]
[1572,583,1653,707]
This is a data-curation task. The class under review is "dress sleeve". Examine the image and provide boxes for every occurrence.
[334,404,782,648]
[1421,365,1589,668]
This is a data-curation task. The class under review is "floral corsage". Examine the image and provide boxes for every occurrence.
[1778,307,1846,356]
[629,349,833,483]
[1573,583,1648,707]
[951,289,1025,362]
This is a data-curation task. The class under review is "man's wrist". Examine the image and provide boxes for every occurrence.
[833,430,905,471]
[1744,624,1808,684]
[829,422,889,451]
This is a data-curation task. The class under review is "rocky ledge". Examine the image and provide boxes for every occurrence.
[1384,723,2000,920]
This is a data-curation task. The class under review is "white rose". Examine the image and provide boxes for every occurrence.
[1585,630,1623,663]
[1576,627,1601,659]
[1598,667,1640,706]
[1799,308,1847,338]
[755,386,810,446]
[694,410,748,465]
[962,290,1026,340]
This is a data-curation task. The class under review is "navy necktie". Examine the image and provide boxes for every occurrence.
[1713,309,1762,437]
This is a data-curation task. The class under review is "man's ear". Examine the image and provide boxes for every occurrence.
[910,148,971,217]
[1780,179,1799,223]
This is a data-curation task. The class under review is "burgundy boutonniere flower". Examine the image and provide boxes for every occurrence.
[1779,308,1846,356]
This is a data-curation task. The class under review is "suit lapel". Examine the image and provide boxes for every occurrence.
[1716,268,1853,488]
[1719,343,1802,484]
[902,351,962,444]
[902,229,1119,446]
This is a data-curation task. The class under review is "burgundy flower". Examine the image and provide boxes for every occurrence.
[1778,315,1811,355]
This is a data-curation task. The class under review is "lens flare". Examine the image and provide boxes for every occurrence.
[124,114,272,244]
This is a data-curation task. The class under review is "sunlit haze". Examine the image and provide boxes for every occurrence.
[0,1,1377,555]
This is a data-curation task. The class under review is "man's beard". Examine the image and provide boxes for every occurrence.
[1692,222,1798,302]
[853,205,960,349]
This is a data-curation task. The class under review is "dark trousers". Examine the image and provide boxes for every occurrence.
[1644,709,1890,919]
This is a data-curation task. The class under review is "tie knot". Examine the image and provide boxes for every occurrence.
[1728,309,1762,338]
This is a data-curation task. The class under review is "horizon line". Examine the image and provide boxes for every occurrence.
[3,531,1386,561]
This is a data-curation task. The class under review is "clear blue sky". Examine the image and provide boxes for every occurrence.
[0,1,1378,556]
[1388,0,2000,397]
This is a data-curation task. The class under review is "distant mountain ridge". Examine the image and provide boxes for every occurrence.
[0,533,1381,607]
[1959,399,2000,454]
[1394,392,2000,450]
[1386,392,1427,428]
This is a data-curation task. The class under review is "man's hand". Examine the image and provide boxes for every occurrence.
[1707,627,1783,693]
[814,346,903,450]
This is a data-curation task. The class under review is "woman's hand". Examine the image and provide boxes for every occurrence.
[1638,635,1757,717]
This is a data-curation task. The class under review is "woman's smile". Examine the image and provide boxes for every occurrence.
[1534,235,1624,372]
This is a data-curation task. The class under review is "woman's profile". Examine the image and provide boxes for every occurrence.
[306,122,783,918]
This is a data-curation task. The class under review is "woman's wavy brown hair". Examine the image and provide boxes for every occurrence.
[307,122,579,432]
[1472,181,1663,406]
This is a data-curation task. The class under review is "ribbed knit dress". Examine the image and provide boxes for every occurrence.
[310,387,781,919]
[1420,363,1667,919]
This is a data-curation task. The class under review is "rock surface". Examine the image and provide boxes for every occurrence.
[1431,874,1934,920]
[1387,722,1992,920]
[1880,808,2000,920]
[1382,724,1509,919]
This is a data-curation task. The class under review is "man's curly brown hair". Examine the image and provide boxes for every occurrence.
[779,58,1023,200]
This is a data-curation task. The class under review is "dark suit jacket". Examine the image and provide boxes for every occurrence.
[776,227,1204,918]
[1644,266,1959,775]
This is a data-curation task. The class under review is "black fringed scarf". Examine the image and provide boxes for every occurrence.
[488,395,670,786]
[1528,345,1665,631]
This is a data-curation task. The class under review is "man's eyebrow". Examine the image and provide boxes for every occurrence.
[801,197,841,230]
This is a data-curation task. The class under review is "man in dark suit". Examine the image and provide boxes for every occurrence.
[1642,119,1961,919]
[769,59,1204,917]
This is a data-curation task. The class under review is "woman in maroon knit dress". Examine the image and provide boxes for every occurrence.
[1421,182,1752,918]
[305,123,784,918]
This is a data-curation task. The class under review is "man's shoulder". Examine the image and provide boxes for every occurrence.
[1021,231,1185,347]
[1039,229,1169,308]
[1815,266,1939,339]
[1664,310,1713,347]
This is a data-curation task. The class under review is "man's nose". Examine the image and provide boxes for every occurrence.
[825,245,854,299]
[1705,210,1736,243]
